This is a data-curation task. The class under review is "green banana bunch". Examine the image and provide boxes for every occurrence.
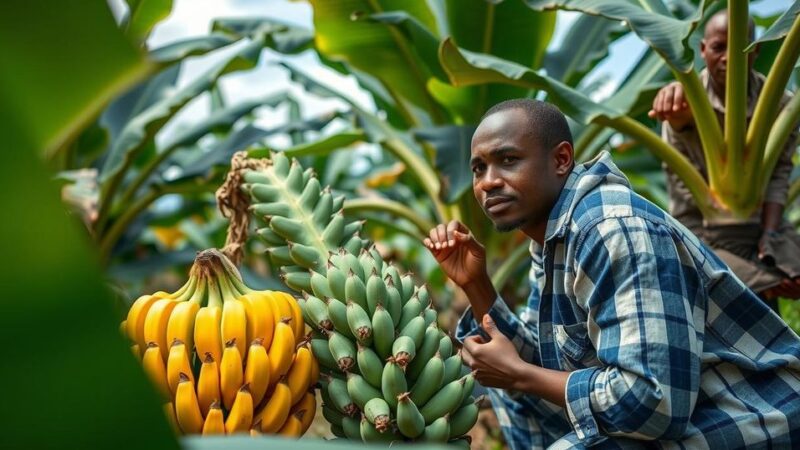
[243,152,478,443]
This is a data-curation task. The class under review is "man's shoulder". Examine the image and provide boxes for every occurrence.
[568,182,670,231]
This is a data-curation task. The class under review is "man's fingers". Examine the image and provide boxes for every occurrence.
[446,220,459,247]
[671,84,684,111]
[462,335,484,356]
[663,86,675,112]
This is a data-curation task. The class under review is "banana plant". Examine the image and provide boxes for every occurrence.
[440,0,800,223]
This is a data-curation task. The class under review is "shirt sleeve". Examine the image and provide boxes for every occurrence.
[455,290,542,366]
[764,101,797,205]
[565,216,702,444]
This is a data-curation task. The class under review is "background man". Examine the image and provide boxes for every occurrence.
[648,10,800,305]
[425,98,800,449]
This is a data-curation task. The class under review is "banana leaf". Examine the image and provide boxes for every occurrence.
[748,0,800,49]
[125,0,173,44]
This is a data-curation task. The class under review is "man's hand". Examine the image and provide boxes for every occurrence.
[462,314,526,390]
[648,81,694,131]
[423,220,488,288]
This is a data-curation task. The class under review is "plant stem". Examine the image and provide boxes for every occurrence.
[723,2,748,183]
[789,178,800,205]
[604,115,716,218]
[343,197,435,238]
[759,92,800,196]
[746,14,800,173]
[672,69,725,190]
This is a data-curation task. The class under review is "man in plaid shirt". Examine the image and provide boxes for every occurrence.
[424,99,800,449]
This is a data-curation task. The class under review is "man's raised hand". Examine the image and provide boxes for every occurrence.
[648,81,694,131]
[423,220,488,288]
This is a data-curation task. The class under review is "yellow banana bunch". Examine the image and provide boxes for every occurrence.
[124,249,318,438]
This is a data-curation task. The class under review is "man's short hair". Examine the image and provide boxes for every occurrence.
[481,99,574,151]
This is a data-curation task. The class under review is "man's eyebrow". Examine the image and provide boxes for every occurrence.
[471,146,519,166]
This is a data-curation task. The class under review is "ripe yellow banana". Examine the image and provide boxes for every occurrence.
[143,298,179,361]
[277,410,305,438]
[240,292,274,350]
[167,339,194,395]
[175,372,204,434]
[268,319,295,383]
[225,383,254,434]
[197,352,220,417]
[142,342,170,399]
[291,390,316,434]
[244,338,270,406]
[125,294,159,351]
[220,339,244,410]
[221,299,247,359]
[256,378,292,433]
[130,344,140,360]
[202,401,225,435]
[275,291,304,342]
[286,346,313,406]
[194,305,222,364]
[166,300,200,354]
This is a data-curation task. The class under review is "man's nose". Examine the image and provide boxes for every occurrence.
[478,166,504,192]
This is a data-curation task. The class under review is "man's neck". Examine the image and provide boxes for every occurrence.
[522,222,547,246]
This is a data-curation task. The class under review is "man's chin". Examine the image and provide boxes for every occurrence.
[493,218,526,232]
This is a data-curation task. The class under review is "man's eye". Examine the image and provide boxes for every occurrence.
[502,156,517,164]
[472,165,485,174]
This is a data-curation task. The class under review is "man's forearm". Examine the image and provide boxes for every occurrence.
[460,274,498,322]
[512,360,570,407]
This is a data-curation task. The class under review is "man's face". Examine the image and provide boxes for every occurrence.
[701,14,757,91]
[470,108,562,233]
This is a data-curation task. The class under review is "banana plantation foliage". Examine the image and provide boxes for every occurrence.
[1,0,799,448]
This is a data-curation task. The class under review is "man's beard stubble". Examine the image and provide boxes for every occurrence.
[494,217,528,232]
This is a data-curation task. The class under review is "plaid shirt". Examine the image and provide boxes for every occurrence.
[456,152,800,449]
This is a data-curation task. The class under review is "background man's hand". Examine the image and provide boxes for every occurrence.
[648,81,694,131]
[423,220,488,288]
[462,314,526,390]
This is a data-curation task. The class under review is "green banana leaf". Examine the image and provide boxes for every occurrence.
[125,0,174,44]
[522,0,712,72]
[212,18,314,54]
[0,0,178,448]
[545,14,626,87]
[414,125,476,203]
[149,34,237,62]
[748,0,800,49]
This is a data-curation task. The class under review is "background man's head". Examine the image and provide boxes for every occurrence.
[701,10,758,93]
[471,99,574,236]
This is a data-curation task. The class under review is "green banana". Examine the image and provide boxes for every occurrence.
[365,269,386,316]
[399,294,425,330]
[448,437,472,449]
[382,265,401,291]
[381,357,407,409]
[312,188,333,229]
[346,300,373,345]
[343,234,364,255]
[282,271,311,292]
[257,227,285,246]
[326,263,347,302]
[360,415,398,443]
[443,352,464,385]
[396,392,425,438]
[422,415,450,443]
[249,184,280,202]
[310,270,333,299]
[416,284,430,307]
[368,246,383,270]
[449,399,480,438]
[384,276,402,327]
[346,372,382,409]
[241,170,271,185]
[270,151,290,177]
[327,329,356,372]
[288,242,323,270]
[342,220,363,239]
[322,402,345,427]
[357,343,383,389]
[363,397,391,432]
[439,333,454,359]
[285,160,304,193]
[419,377,466,424]
[392,336,416,368]
[322,211,345,248]
[267,246,293,266]
[330,423,345,438]
[460,372,476,405]
[345,271,368,311]
[310,338,338,371]
[407,324,442,379]
[299,176,321,210]
[399,315,426,348]
[250,202,291,218]
[423,306,437,327]
[326,296,355,340]
[301,167,314,187]
[269,215,307,243]
[400,274,415,303]
[326,375,358,417]
[358,249,379,281]
[342,415,361,440]
[304,293,333,331]
[409,352,444,406]
[371,304,394,360]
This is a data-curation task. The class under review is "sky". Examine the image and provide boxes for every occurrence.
[107,0,794,150]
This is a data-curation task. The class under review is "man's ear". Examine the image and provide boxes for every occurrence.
[553,141,574,176]
[700,38,707,57]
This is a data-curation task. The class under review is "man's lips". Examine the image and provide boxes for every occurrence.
[484,196,515,212]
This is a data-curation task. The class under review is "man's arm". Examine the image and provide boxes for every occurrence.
[563,216,702,444]
[648,81,694,131]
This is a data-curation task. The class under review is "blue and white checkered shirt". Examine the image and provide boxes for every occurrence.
[457,152,800,449]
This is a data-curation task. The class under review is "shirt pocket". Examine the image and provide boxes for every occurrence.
[553,323,597,371]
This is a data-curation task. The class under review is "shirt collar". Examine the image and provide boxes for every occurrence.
[701,68,762,118]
